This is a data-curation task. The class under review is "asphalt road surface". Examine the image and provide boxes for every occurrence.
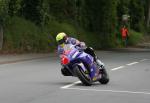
[0,51,150,103]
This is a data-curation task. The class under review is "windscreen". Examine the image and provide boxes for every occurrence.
[63,44,74,51]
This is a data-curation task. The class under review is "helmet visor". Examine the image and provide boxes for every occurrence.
[57,39,65,45]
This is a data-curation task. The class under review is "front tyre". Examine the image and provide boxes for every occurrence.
[74,66,92,86]
[99,67,109,84]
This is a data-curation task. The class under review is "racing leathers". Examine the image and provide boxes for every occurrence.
[57,37,82,55]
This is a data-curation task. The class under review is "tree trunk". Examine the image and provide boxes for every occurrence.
[147,0,150,27]
[0,25,3,50]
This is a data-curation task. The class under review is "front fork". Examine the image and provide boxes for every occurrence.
[91,59,105,81]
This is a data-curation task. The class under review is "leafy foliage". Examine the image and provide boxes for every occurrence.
[0,0,9,25]
[0,0,148,52]
[129,0,145,32]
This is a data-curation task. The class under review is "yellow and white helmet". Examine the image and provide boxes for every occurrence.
[56,32,67,44]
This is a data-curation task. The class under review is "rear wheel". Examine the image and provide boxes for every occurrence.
[74,66,92,86]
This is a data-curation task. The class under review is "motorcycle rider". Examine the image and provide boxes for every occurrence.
[56,32,104,77]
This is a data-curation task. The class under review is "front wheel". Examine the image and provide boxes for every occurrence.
[99,67,109,84]
[74,66,92,86]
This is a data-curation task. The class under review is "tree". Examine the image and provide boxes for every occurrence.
[8,0,22,16]
[79,0,118,47]
[129,0,145,32]
[146,0,150,27]
[117,0,130,26]
[20,0,43,24]
[0,0,9,50]
[47,0,76,21]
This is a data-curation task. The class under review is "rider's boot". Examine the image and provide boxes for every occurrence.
[84,47,105,75]
[84,47,98,62]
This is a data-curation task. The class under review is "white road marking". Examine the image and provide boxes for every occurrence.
[140,59,148,62]
[126,62,139,66]
[61,81,81,89]
[111,66,125,71]
[65,87,150,95]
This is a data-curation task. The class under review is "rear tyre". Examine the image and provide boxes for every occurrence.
[74,66,92,86]
[99,67,109,84]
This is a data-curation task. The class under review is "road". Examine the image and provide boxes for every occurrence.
[0,51,150,103]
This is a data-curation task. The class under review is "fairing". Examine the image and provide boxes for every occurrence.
[61,44,96,79]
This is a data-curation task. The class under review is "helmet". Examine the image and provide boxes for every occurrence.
[56,32,67,44]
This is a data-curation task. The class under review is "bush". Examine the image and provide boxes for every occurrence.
[128,30,143,45]
[3,16,85,53]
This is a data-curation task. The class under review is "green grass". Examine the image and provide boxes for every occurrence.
[3,16,50,53]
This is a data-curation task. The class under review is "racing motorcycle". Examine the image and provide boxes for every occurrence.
[60,44,109,86]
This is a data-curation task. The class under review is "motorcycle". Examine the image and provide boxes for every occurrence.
[60,44,109,86]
